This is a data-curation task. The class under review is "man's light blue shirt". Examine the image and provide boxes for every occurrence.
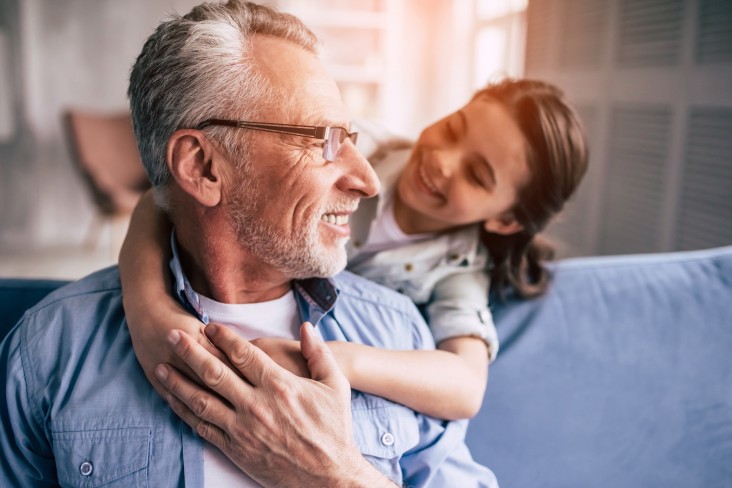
[1,254,497,486]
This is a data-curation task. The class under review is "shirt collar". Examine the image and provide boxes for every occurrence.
[168,232,340,326]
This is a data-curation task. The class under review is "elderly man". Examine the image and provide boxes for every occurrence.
[0,1,497,486]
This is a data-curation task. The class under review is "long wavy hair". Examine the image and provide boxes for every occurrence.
[476,79,589,298]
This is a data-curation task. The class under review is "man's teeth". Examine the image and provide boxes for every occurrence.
[321,214,349,225]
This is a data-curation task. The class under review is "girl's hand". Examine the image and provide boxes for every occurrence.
[250,337,309,378]
[127,307,212,396]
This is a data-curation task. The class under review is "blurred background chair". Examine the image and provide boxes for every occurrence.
[61,110,150,252]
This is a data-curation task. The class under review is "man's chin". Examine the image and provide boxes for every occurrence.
[286,249,347,280]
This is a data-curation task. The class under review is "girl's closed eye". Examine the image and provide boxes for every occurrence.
[468,157,494,191]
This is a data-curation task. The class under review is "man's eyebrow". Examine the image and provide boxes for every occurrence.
[314,117,350,129]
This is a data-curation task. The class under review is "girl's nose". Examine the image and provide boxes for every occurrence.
[433,148,457,179]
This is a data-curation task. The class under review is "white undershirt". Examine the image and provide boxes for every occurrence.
[359,193,434,255]
[197,290,300,488]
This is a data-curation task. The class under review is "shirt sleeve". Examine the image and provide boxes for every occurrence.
[399,305,499,487]
[425,269,500,362]
[400,417,499,487]
[0,320,58,487]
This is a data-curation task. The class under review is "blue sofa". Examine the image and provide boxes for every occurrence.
[2,246,731,487]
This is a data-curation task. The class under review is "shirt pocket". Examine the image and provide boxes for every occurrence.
[351,399,421,483]
[51,425,151,488]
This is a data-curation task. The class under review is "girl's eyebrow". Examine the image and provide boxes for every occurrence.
[457,110,468,131]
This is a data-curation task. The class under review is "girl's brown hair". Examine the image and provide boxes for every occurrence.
[475,79,589,298]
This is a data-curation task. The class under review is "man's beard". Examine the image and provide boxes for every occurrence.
[225,180,348,279]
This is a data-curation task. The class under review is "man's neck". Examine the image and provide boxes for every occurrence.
[175,229,292,304]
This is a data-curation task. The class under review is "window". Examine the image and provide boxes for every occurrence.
[473,0,527,88]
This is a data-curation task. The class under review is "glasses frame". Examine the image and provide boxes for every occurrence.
[195,119,358,162]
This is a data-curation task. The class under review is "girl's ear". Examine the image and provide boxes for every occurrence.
[483,213,524,236]
[166,129,223,207]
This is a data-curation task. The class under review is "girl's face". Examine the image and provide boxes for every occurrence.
[395,96,530,235]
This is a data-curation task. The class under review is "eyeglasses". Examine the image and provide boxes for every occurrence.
[195,119,358,162]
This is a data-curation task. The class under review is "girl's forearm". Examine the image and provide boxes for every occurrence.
[119,192,203,394]
[119,190,173,311]
[328,338,489,420]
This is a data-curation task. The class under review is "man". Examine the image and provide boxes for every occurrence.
[0,1,497,486]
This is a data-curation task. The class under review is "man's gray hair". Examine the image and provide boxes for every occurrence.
[128,0,319,196]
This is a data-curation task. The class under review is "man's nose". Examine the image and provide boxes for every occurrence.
[335,140,380,198]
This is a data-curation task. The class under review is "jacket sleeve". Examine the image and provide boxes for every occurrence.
[0,319,59,487]
[426,269,500,361]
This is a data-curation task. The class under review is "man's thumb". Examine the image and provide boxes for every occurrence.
[300,322,350,393]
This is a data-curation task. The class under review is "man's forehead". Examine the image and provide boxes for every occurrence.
[251,34,349,125]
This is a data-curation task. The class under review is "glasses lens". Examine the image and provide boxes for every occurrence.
[323,128,358,162]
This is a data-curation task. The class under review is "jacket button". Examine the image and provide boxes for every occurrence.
[381,432,395,446]
[404,263,413,272]
[79,461,93,476]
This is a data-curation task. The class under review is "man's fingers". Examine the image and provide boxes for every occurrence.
[300,322,350,395]
[167,330,251,404]
[204,323,280,386]
[161,385,229,451]
[155,362,233,429]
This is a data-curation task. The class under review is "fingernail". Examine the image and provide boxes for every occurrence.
[305,322,321,340]
[205,323,219,338]
[155,364,169,381]
[166,330,181,346]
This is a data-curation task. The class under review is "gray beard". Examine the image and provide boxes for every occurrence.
[225,188,347,279]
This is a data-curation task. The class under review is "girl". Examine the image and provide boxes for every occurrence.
[119,78,588,420]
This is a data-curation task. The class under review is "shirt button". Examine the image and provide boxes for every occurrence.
[381,432,395,446]
[79,461,93,476]
[404,263,413,272]
[353,240,362,248]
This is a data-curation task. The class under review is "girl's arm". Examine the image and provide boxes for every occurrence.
[333,337,489,419]
[118,191,207,395]
[252,336,488,420]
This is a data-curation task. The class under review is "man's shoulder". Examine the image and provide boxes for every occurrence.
[333,270,416,313]
[15,266,124,349]
[26,265,122,315]
[329,271,435,350]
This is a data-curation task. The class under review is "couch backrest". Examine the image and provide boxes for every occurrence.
[1,279,68,341]
[467,246,732,487]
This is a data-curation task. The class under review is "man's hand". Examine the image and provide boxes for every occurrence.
[154,322,395,487]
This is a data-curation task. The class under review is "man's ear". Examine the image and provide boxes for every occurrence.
[483,213,524,236]
[166,129,223,207]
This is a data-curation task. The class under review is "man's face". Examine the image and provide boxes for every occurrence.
[223,35,379,279]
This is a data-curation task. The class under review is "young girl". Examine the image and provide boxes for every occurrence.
[119,78,588,420]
